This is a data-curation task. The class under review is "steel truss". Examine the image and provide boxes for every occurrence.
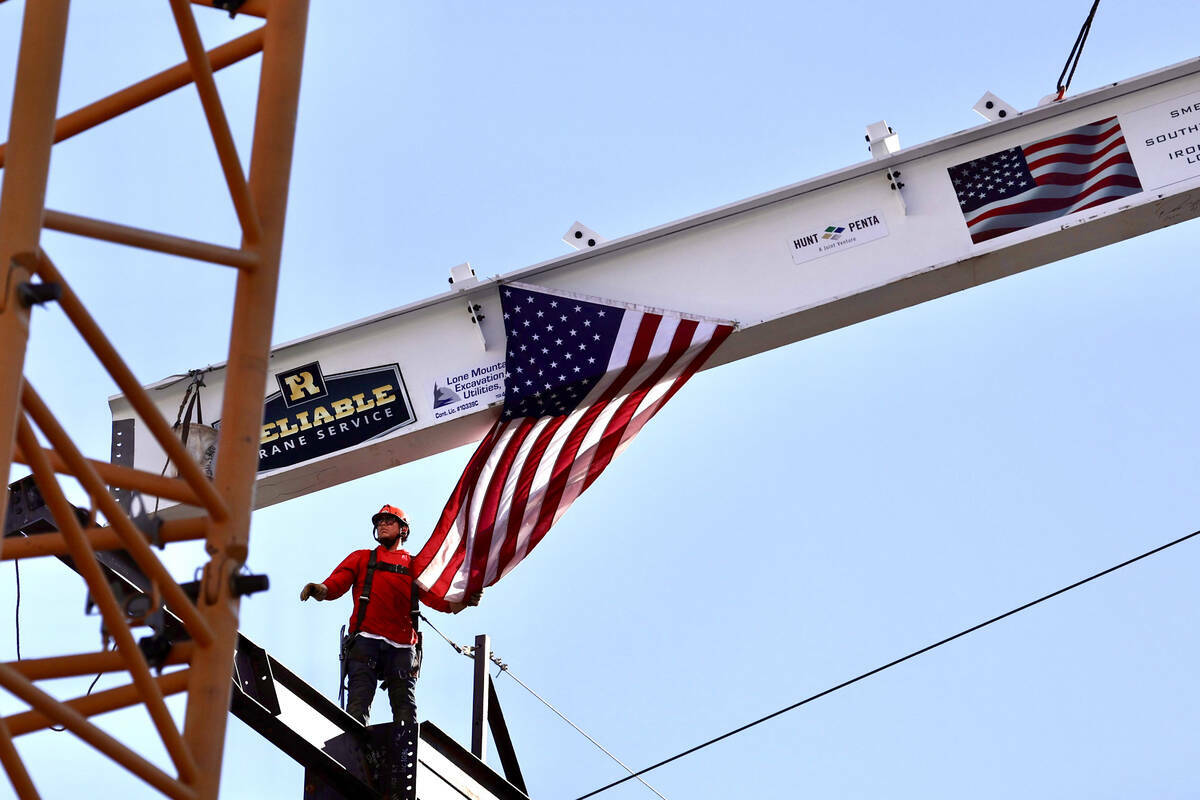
[0,1,308,797]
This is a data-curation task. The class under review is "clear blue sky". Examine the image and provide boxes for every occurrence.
[2,2,1199,798]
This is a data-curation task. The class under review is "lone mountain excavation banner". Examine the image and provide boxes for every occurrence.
[238,360,416,472]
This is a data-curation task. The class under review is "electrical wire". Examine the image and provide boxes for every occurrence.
[497,663,670,800]
[420,613,670,799]
[12,550,111,732]
[1055,0,1101,100]
[13,561,21,662]
[574,526,1200,799]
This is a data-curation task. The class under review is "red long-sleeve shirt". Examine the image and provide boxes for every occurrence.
[322,546,449,645]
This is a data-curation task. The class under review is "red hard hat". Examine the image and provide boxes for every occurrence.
[371,504,407,526]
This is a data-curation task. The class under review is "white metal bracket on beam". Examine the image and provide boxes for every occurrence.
[562,221,606,251]
[866,120,908,215]
[973,91,1017,122]
[465,299,487,350]
[884,166,906,215]
[449,262,488,349]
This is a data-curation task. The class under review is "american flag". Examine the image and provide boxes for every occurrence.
[949,116,1142,245]
[413,282,734,604]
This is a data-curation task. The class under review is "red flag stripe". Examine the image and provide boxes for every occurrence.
[1021,117,1118,155]
[636,323,735,421]
[415,284,735,604]
[968,180,1144,244]
[475,414,562,586]
[582,318,699,494]
[1033,156,1135,186]
[491,415,570,582]
[424,417,527,597]
[421,420,515,596]
[465,417,538,594]
[966,170,1142,228]
[605,323,735,477]
[1025,134,1130,172]
[412,419,506,579]
[524,312,664,553]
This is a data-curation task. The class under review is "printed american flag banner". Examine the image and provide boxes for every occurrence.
[949,116,1142,245]
[414,282,734,604]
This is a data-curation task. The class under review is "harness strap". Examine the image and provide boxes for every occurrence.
[351,550,379,636]
[350,552,412,636]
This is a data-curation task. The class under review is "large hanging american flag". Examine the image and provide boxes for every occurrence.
[414,282,734,604]
[949,116,1142,245]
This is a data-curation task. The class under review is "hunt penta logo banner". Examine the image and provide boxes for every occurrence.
[788,210,889,265]
[249,361,416,472]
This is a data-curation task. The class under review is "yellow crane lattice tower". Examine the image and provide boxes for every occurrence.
[0,1,308,797]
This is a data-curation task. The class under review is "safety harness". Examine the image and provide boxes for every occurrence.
[338,550,423,711]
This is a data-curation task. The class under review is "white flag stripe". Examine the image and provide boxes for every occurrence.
[605,309,644,377]
[481,416,554,584]
[619,330,715,446]
[458,421,525,589]
[968,184,1142,235]
[416,283,735,605]
[1024,119,1118,150]
[421,464,476,585]
[416,453,480,590]
[1029,146,1127,174]
[496,315,658,567]
[512,311,656,522]
[1027,127,1118,158]
[553,316,674,519]
[616,331,720,454]
[965,160,1140,226]
[430,323,722,600]
[1029,149,1131,178]
[507,416,577,567]
[482,310,666,584]
[968,175,1141,234]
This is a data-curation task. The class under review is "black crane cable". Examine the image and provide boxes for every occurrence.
[1055,0,1101,101]
[575,525,1200,799]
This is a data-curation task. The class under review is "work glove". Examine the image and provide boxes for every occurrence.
[300,582,328,601]
[450,589,484,612]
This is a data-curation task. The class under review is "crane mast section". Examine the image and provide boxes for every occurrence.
[111,57,1200,511]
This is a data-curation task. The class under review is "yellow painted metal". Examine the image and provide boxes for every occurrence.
[5,669,191,737]
[0,664,197,800]
[168,0,264,246]
[1,518,207,561]
[4,644,194,681]
[0,1,73,797]
[17,417,198,784]
[0,0,310,796]
[22,384,214,647]
[42,210,260,270]
[0,27,264,170]
[181,3,310,796]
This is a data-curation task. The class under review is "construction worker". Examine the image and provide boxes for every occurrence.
[300,504,481,726]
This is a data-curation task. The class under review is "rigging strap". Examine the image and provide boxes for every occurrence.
[1055,0,1101,100]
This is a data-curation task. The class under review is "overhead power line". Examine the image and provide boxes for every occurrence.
[420,613,670,799]
[575,526,1200,799]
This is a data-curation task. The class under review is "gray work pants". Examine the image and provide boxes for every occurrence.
[344,636,418,727]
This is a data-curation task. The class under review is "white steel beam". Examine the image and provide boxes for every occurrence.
[111,56,1200,512]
